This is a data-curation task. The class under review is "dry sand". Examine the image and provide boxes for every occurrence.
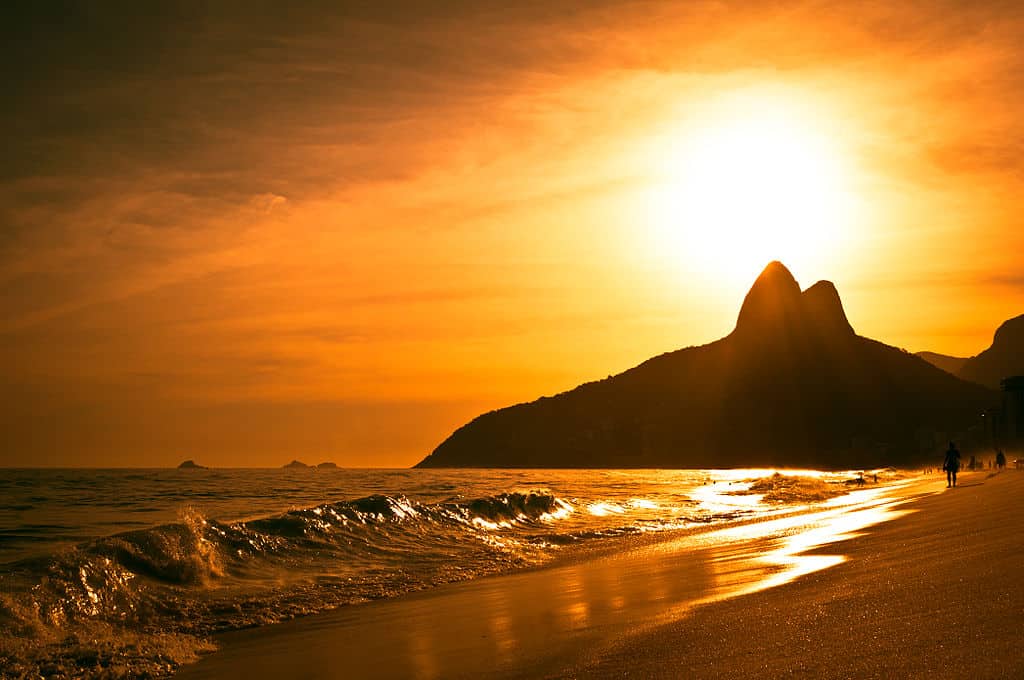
[175,471,1023,679]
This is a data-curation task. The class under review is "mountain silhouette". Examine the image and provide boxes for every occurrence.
[957,314,1024,389]
[917,314,1024,389]
[915,351,968,377]
[416,262,996,469]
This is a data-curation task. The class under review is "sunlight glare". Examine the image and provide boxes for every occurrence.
[643,92,860,283]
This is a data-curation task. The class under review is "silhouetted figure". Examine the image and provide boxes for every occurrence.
[996,450,1006,470]
[943,442,961,487]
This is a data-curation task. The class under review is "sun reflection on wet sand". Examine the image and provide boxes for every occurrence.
[405,621,439,680]
[697,486,916,603]
[488,610,517,661]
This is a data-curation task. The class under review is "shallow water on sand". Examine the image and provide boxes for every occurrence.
[0,467,903,677]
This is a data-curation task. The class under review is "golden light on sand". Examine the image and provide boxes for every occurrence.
[643,91,860,284]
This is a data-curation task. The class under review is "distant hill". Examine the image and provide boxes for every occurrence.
[416,262,996,470]
[177,459,207,469]
[282,460,309,469]
[915,351,968,376]
[958,314,1024,389]
[917,314,1024,389]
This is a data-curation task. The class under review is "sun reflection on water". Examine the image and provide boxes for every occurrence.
[587,502,627,516]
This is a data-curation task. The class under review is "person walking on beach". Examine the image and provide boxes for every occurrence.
[996,449,1006,470]
[943,442,961,488]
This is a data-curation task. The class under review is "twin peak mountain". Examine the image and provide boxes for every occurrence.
[416,262,994,470]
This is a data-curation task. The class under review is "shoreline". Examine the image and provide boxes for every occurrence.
[174,472,976,679]
[573,469,1024,678]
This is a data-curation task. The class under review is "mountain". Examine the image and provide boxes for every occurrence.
[416,262,996,470]
[957,314,1024,389]
[916,315,1024,389]
[915,351,968,376]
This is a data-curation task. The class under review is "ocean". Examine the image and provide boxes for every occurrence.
[0,467,906,678]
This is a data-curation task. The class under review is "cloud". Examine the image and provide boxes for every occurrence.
[4,1,1024,464]
[985,274,1024,291]
[251,193,289,214]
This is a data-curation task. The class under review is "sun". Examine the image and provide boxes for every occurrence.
[642,92,859,283]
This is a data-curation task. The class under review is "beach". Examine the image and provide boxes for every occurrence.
[579,469,1023,679]
[174,469,1022,679]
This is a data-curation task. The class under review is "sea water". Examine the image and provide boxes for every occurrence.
[0,467,902,677]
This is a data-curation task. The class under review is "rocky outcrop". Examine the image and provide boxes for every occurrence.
[177,459,207,469]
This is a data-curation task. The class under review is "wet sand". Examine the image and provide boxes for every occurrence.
[175,471,1022,679]
[575,469,1024,679]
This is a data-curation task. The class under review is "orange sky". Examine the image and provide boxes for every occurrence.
[2,2,1023,467]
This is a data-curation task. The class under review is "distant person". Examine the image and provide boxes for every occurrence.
[943,442,961,488]
[996,450,1006,470]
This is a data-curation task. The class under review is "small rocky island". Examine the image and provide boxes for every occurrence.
[315,462,338,469]
[177,459,207,469]
[282,460,309,469]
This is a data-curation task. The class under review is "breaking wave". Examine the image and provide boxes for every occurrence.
[0,470,871,678]
[0,491,605,678]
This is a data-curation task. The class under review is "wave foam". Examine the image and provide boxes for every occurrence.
[0,491,581,677]
[742,473,849,503]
